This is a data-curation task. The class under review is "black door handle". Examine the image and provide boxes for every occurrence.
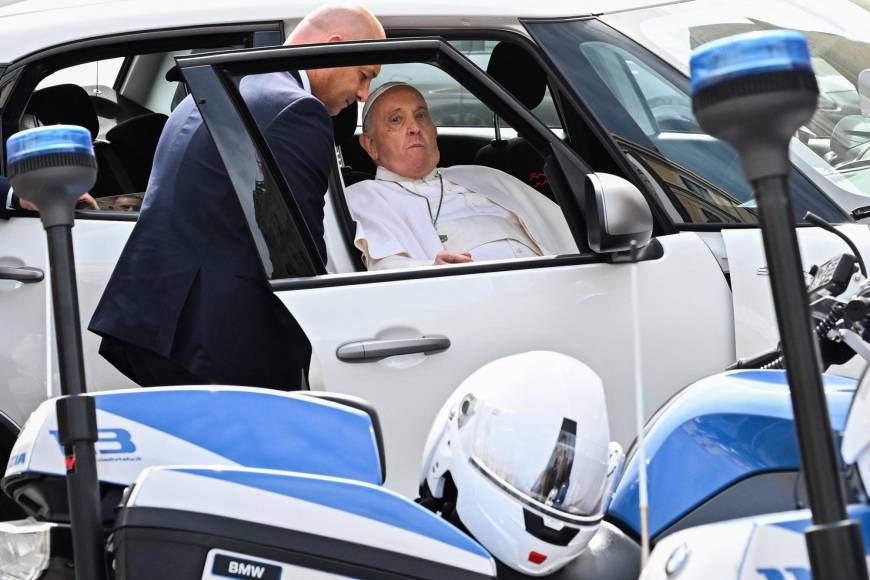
[0,266,44,283]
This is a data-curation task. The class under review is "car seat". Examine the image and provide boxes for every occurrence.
[104,113,168,193]
[473,42,553,199]
[24,84,100,140]
[24,84,165,198]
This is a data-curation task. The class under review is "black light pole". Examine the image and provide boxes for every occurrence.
[690,31,867,579]
[6,125,106,580]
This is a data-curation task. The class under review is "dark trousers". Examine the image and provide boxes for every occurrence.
[99,336,202,387]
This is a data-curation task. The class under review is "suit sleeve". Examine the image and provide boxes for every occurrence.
[263,95,334,262]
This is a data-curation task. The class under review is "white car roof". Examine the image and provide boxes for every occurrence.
[0,0,683,63]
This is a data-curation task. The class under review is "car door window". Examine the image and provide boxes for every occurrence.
[36,58,126,94]
[525,18,848,226]
[179,39,598,283]
[11,39,258,215]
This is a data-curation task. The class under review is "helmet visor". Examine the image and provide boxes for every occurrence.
[463,394,611,524]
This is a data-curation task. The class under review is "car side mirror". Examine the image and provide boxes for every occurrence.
[584,173,653,254]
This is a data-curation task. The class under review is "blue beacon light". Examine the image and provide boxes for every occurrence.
[6,124,93,165]
[690,30,818,183]
[690,30,813,94]
[6,124,96,228]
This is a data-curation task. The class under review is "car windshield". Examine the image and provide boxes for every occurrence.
[603,0,870,204]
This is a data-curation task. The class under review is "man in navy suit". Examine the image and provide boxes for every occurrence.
[89,5,384,389]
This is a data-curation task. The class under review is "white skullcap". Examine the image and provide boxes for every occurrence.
[361,81,413,130]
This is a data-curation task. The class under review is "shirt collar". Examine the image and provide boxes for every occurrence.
[298,70,312,94]
[375,166,440,184]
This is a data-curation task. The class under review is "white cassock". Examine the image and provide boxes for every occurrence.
[346,165,578,270]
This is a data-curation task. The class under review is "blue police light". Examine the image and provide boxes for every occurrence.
[6,125,97,226]
[6,125,93,167]
[690,30,813,94]
[689,30,817,183]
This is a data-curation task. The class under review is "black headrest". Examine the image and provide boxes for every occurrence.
[332,101,359,146]
[26,84,100,140]
[106,113,168,147]
[486,42,547,111]
[165,65,182,83]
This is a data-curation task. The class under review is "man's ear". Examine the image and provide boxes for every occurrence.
[359,133,378,162]
[325,34,343,43]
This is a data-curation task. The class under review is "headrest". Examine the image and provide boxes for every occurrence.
[486,42,547,111]
[333,100,359,146]
[26,84,100,140]
[106,113,168,147]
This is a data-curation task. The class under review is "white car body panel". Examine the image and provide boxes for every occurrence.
[724,224,870,358]
[0,0,678,63]
[64,218,138,396]
[0,215,137,429]
[0,215,50,427]
[278,231,734,495]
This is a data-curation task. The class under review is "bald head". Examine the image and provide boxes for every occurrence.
[286,4,385,116]
[288,4,384,45]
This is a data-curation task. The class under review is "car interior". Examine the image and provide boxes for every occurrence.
[5,34,632,275]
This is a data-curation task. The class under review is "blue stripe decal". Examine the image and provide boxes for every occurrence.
[608,371,857,538]
[770,505,870,555]
[176,468,491,560]
[94,390,382,484]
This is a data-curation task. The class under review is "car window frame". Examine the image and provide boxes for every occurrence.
[523,15,850,230]
[176,36,606,289]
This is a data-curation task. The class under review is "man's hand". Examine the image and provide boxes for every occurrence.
[434,251,473,265]
[20,193,99,212]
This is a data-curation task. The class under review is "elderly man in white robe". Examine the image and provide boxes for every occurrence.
[346,82,577,270]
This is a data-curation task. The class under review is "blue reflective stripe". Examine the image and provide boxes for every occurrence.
[608,371,856,538]
[94,390,382,484]
[690,30,813,93]
[176,468,492,559]
[770,505,870,555]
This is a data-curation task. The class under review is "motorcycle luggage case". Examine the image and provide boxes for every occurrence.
[113,467,496,579]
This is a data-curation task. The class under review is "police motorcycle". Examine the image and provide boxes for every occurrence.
[635,29,870,579]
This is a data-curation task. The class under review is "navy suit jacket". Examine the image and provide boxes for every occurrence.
[89,72,333,389]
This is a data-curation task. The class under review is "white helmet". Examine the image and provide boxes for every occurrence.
[420,351,624,576]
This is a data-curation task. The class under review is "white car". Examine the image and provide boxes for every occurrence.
[2,0,870,509]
